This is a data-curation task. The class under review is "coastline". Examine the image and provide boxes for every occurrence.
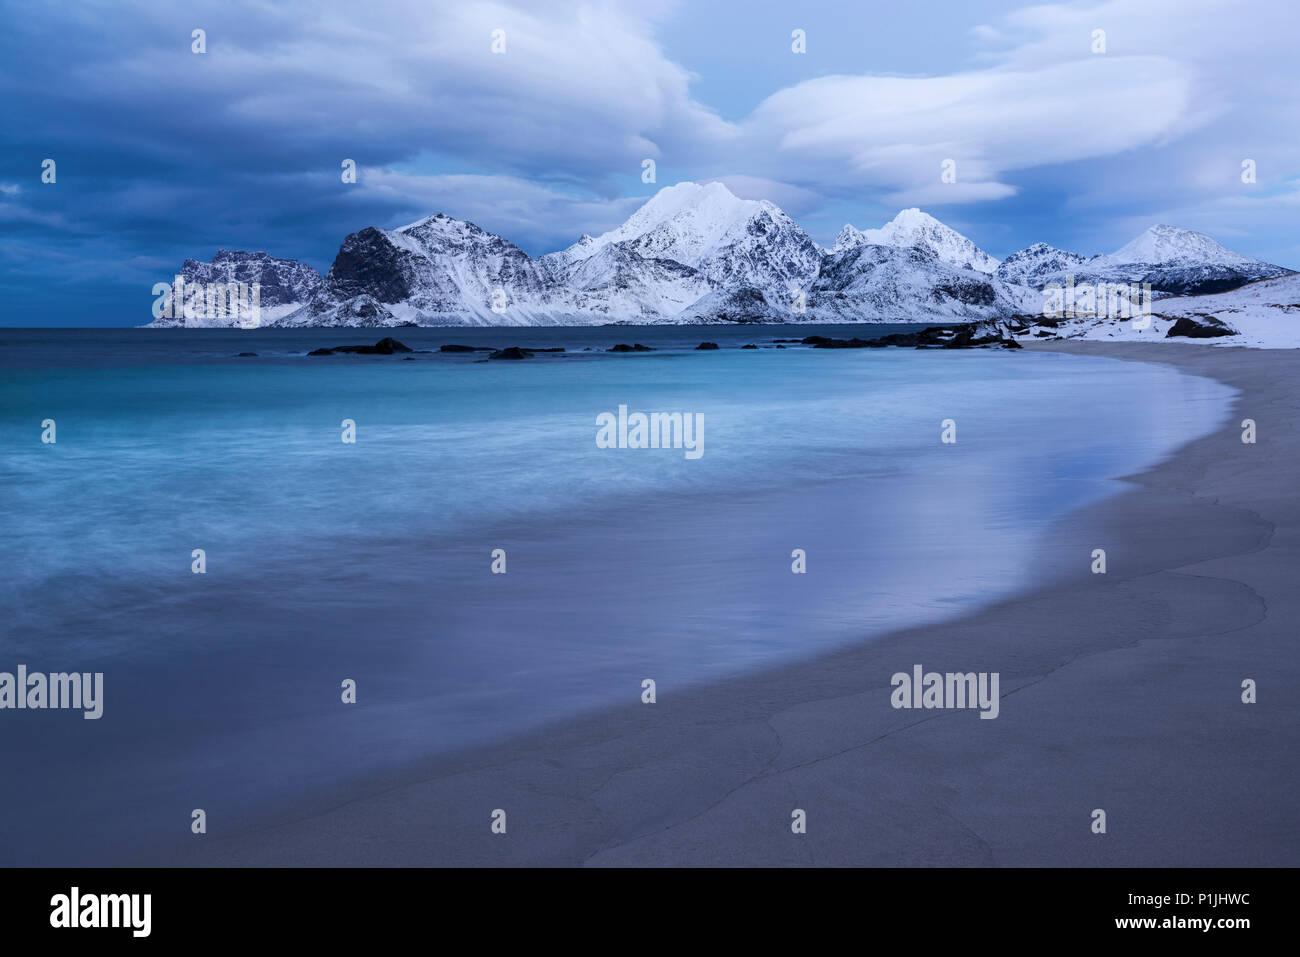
[162,341,1300,867]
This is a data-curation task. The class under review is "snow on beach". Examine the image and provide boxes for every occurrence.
[1028,273,1300,349]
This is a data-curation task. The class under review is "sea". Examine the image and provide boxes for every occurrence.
[0,324,1234,864]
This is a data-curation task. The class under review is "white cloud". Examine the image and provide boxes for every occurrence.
[744,57,1192,204]
[702,175,824,216]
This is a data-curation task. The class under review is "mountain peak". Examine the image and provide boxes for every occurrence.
[837,209,1000,273]
[832,224,866,253]
[1107,224,1255,267]
[628,180,753,224]
[995,242,1088,286]
[393,212,454,232]
[888,208,943,227]
[560,179,787,270]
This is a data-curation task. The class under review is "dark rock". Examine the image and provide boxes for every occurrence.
[1166,315,1235,338]
[307,347,335,356]
[489,346,531,360]
[815,337,876,349]
[236,352,258,357]
[439,344,491,353]
[326,337,414,355]
[742,344,758,349]
[608,343,656,352]
[696,342,720,350]
[1002,339,1023,349]
[805,323,1019,351]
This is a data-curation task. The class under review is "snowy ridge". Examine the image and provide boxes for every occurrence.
[145,182,1293,330]
[147,250,322,328]
[1000,225,1289,296]
[995,243,1088,287]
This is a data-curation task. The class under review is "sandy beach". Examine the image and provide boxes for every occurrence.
[163,342,1299,867]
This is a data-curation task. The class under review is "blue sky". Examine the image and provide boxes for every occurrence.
[2,0,1297,326]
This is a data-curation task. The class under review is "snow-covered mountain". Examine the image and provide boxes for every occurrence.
[999,226,1289,297]
[834,209,1001,275]
[1083,225,1289,295]
[146,183,1294,328]
[277,182,824,326]
[281,215,567,326]
[1106,224,1257,267]
[996,242,1089,287]
[542,181,821,311]
[811,242,1034,322]
[148,250,322,327]
[544,242,713,321]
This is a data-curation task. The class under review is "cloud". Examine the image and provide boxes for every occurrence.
[352,170,645,252]
[702,175,824,216]
[744,57,1193,204]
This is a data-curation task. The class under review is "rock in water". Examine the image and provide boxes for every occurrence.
[322,337,414,355]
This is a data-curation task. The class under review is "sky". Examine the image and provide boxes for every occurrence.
[1,0,1297,326]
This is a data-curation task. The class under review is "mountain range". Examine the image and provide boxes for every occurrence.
[146,182,1292,328]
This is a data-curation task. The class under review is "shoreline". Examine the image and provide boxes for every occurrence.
[163,341,1299,867]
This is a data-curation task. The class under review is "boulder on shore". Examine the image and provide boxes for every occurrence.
[1166,315,1235,339]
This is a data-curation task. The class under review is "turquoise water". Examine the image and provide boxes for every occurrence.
[0,326,1233,864]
